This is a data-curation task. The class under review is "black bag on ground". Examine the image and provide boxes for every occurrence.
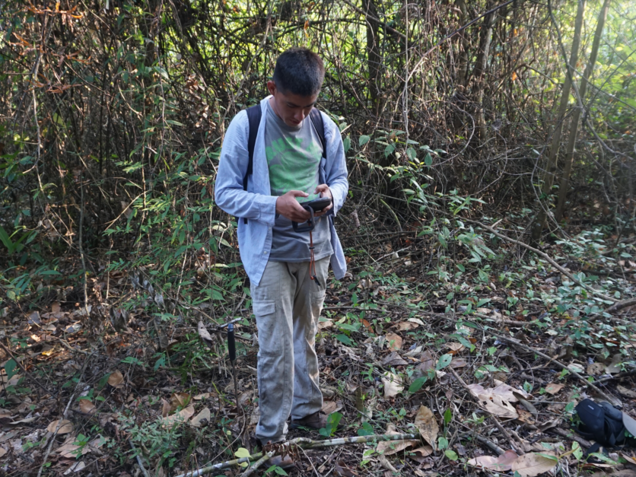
[575,399,626,447]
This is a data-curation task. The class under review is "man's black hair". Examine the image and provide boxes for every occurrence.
[273,48,325,97]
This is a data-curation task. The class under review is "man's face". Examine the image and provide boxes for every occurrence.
[267,80,319,128]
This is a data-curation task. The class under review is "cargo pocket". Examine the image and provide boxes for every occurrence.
[253,300,275,318]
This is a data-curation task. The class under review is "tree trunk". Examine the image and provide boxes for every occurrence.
[365,0,381,116]
[555,0,611,222]
[531,0,586,242]
[472,0,496,143]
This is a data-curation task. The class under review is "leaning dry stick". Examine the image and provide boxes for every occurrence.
[175,433,419,477]
[473,221,617,303]
[494,335,619,406]
[0,340,55,396]
[605,298,636,314]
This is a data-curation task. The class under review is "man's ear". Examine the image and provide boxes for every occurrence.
[267,80,277,96]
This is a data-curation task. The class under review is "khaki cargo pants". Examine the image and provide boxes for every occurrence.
[251,257,329,443]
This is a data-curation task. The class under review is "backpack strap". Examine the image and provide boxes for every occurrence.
[309,108,327,159]
[244,105,262,224]
[246,105,261,190]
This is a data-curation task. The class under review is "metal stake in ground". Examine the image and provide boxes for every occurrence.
[227,323,239,409]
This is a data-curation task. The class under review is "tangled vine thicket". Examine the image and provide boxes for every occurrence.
[0,0,635,294]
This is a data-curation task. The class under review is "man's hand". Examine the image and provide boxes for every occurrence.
[276,190,311,222]
[314,184,333,217]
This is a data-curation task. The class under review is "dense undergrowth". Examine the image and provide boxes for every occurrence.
[1,0,636,475]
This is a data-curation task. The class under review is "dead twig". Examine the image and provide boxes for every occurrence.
[176,433,419,477]
[37,392,76,477]
[473,220,617,303]
[495,335,620,406]
[605,298,636,314]
[130,440,151,477]
[0,340,56,396]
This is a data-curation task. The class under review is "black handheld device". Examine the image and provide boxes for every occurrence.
[292,197,332,232]
[301,197,331,213]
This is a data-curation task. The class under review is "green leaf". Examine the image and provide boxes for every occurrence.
[424,153,432,166]
[436,354,452,370]
[357,422,374,436]
[336,334,352,346]
[444,408,452,426]
[235,447,251,468]
[438,437,448,450]
[445,450,458,461]
[4,358,17,379]
[343,136,351,153]
[359,135,370,146]
[572,441,582,460]
[408,377,428,393]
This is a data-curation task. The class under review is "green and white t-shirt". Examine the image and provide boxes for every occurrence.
[265,100,333,262]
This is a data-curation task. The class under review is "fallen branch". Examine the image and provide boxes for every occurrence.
[176,433,419,477]
[434,313,621,406]
[494,335,620,406]
[605,298,636,314]
[0,340,56,396]
[473,221,617,303]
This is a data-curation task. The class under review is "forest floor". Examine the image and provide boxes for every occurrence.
[1,223,636,477]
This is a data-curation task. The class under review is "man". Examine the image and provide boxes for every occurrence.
[215,48,348,450]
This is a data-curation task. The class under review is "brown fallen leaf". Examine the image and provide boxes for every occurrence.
[79,399,96,414]
[161,398,171,418]
[318,319,333,330]
[47,419,74,434]
[606,354,624,374]
[623,412,636,436]
[446,342,464,354]
[617,385,636,399]
[377,426,415,455]
[57,439,89,458]
[395,321,418,331]
[467,383,519,419]
[64,461,86,474]
[322,400,343,415]
[414,406,439,450]
[0,447,6,458]
[587,362,606,375]
[170,392,191,410]
[382,372,403,398]
[468,450,519,472]
[376,437,419,456]
[517,409,535,424]
[416,350,437,375]
[545,383,564,395]
[378,454,398,473]
[450,358,468,369]
[620,453,636,465]
[163,404,195,426]
[382,351,408,366]
[385,332,403,351]
[197,321,214,345]
[333,460,357,476]
[190,407,210,427]
[409,445,433,460]
[510,452,558,477]
[107,370,124,388]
